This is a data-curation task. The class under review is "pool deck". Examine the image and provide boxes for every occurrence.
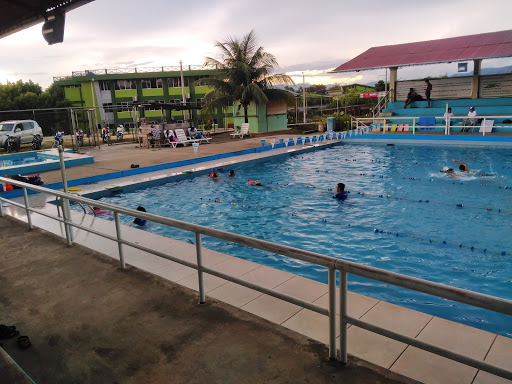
[2,132,512,383]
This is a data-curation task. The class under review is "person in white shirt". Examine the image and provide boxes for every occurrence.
[462,106,478,132]
[444,107,455,127]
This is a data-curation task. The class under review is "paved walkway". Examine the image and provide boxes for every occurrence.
[0,217,416,384]
[38,132,287,184]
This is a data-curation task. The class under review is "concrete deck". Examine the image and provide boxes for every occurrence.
[2,132,511,383]
[0,217,416,384]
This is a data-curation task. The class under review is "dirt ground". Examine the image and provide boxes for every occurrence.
[0,217,418,384]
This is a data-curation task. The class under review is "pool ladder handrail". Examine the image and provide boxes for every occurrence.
[55,193,96,217]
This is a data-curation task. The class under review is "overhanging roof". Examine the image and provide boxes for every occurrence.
[0,0,94,39]
[332,29,512,73]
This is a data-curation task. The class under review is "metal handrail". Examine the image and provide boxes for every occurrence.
[371,90,392,118]
[59,64,219,80]
[0,177,511,379]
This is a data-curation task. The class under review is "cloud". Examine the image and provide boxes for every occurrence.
[1,0,512,90]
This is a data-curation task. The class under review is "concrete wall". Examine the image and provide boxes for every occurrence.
[233,100,288,132]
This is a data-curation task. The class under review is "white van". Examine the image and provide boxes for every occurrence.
[0,120,43,149]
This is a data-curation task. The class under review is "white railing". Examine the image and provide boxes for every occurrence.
[0,177,511,379]
[354,115,512,136]
[62,65,219,79]
[371,90,392,118]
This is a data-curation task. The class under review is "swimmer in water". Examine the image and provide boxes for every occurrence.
[452,159,471,173]
[229,170,235,177]
[247,180,263,186]
[438,168,457,178]
[210,168,221,180]
[332,183,348,200]
[133,206,147,226]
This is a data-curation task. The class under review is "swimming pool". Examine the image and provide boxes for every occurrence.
[87,143,512,336]
[0,149,95,178]
[0,152,57,168]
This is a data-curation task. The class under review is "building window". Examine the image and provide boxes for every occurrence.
[142,78,163,89]
[99,81,111,91]
[102,103,113,113]
[115,80,136,90]
[167,77,190,88]
[66,85,81,89]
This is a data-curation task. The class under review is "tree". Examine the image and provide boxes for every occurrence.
[374,80,386,92]
[308,84,327,95]
[202,30,295,123]
[0,80,72,135]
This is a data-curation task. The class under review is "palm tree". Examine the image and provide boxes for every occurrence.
[202,30,294,124]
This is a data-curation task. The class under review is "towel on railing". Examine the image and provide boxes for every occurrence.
[419,116,436,127]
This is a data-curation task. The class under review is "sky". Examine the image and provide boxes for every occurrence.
[0,0,511,89]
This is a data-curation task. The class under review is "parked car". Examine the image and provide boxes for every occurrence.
[0,120,44,150]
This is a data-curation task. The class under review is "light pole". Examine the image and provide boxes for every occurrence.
[302,72,306,123]
[180,60,188,122]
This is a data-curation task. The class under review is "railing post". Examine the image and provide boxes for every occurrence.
[328,266,337,360]
[413,118,416,135]
[483,117,486,137]
[61,197,72,246]
[114,212,125,269]
[195,232,206,304]
[339,269,348,364]
[22,187,33,230]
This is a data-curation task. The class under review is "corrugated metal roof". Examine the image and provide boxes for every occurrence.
[332,30,512,73]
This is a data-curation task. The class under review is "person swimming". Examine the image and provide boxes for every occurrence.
[247,180,263,186]
[333,183,348,200]
[210,168,221,180]
[133,206,147,226]
[438,168,457,178]
[453,159,470,173]
[229,170,235,177]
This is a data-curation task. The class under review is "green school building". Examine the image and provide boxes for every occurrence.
[53,64,289,134]
[53,64,226,131]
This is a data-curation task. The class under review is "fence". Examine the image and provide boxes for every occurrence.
[57,65,219,80]
[0,177,511,380]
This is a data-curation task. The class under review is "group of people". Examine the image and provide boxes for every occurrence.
[404,79,432,109]
[147,125,207,148]
[444,106,479,131]
[404,81,480,132]
[209,168,235,180]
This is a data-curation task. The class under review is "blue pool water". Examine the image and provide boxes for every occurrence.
[0,152,57,168]
[90,143,512,336]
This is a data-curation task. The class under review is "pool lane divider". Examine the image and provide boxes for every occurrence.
[121,195,508,257]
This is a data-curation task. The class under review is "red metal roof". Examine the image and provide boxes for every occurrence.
[332,30,512,73]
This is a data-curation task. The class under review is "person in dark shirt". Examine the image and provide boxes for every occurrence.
[425,79,432,108]
[333,183,348,200]
[133,206,147,226]
[404,88,417,109]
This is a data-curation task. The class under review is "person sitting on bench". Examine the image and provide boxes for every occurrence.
[462,106,478,132]
[404,88,418,108]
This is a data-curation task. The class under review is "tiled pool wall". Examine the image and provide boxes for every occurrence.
[346,133,512,145]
